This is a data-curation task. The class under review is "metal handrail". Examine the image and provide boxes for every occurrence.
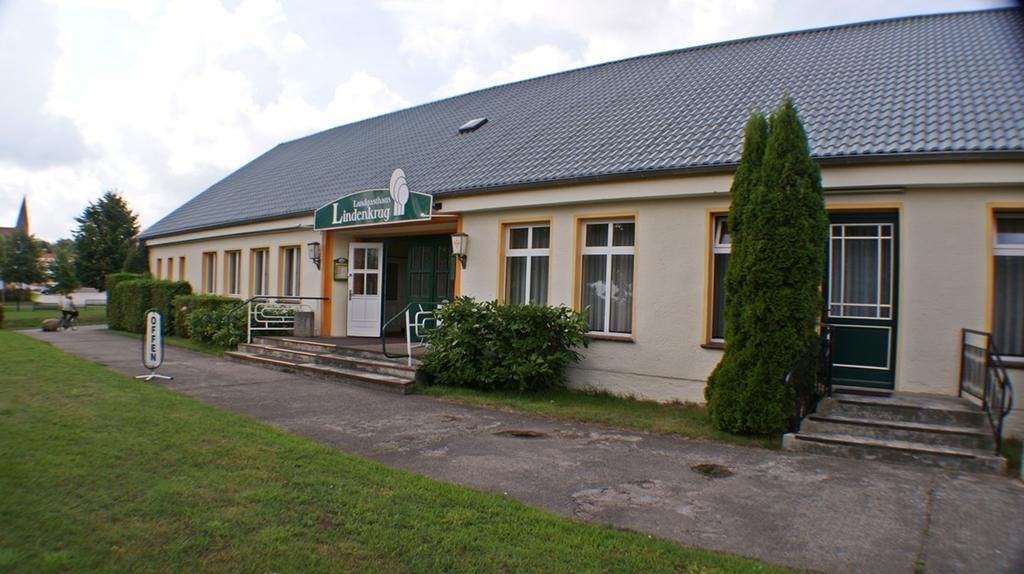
[380,301,444,364]
[958,328,1015,452]
[783,324,834,432]
[240,296,328,343]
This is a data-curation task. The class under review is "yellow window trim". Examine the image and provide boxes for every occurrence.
[571,212,639,339]
[278,245,301,297]
[987,202,1024,335]
[223,250,242,297]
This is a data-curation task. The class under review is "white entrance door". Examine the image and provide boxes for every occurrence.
[347,242,383,336]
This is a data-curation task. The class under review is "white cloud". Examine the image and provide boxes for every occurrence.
[1,0,408,240]
[0,0,999,240]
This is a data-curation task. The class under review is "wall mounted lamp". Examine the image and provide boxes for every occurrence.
[451,232,468,269]
[307,241,321,270]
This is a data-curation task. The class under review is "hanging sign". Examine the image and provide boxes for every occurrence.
[314,169,432,230]
[136,309,172,381]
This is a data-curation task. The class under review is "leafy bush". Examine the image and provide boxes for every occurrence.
[185,303,247,349]
[108,278,191,333]
[0,304,4,329]
[171,294,237,338]
[421,297,589,392]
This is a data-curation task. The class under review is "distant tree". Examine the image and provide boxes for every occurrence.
[73,191,140,291]
[122,239,149,274]
[49,243,80,295]
[0,230,45,310]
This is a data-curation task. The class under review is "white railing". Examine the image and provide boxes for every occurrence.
[381,301,444,366]
[246,297,326,343]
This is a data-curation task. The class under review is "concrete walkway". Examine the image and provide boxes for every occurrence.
[25,326,1024,574]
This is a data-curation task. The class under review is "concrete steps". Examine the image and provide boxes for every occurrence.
[224,337,417,394]
[784,393,1006,474]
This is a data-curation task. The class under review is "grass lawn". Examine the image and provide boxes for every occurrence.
[0,330,790,574]
[105,328,226,357]
[415,385,779,449]
[1,306,107,330]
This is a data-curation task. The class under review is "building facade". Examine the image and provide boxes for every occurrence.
[142,9,1024,435]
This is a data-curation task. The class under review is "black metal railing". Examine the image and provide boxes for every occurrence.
[783,324,834,432]
[958,328,1015,452]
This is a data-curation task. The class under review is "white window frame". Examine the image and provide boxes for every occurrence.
[580,219,636,335]
[710,215,731,342]
[252,249,270,296]
[281,246,300,297]
[993,213,1024,357]
[504,224,550,305]
[827,222,894,320]
[225,251,241,296]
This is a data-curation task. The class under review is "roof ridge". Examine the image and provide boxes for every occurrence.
[277,7,1015,148]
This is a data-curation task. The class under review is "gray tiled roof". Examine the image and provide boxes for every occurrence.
[142,8,1024,239]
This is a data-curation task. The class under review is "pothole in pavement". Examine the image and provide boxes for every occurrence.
[690,463,734,478]
[494,429,549,439]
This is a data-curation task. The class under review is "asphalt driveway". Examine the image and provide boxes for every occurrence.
[26,326,1024,574]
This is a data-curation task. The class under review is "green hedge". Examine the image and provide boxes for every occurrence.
[421,297,589,392]
[105,272,148,294]
[170,294,238,338]
[108,279,192,334]
[0,304,4,329]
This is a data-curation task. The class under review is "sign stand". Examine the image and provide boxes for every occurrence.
[136,309,173,382]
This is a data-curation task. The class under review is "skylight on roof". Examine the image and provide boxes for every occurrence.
[458,117,488,133]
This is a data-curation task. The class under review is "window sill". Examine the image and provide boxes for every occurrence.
[701,341,725,350]
[586,333,635,343]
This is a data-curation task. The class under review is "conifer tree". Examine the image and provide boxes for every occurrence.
[73,191,140,291]
[705,112,768,429]
[708,97,827,434]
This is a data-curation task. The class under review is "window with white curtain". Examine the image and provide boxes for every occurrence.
[827,223,893,319]
[993,214,1023,356]
[580,219,635,334]
[504,224,550,305]
[252,249,269,296]
[281,246,300,297]
[710,215,730,341]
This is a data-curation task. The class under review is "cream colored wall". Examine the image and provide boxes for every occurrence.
[143,161,1024,437]
[445,163,1024,436]
[146,220,323,330]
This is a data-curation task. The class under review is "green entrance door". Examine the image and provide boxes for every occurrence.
[405,237,454,307]
[824,213,898,390]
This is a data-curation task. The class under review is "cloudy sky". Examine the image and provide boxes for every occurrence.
[0,0,1008,241]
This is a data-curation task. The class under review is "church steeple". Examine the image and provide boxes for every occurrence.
[15,197,28,235]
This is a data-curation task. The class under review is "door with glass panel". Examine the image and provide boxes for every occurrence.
[824,213,898,389]
[347,242,383,337]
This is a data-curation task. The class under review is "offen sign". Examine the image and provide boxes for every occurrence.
[314,169,432,230]
[136,309,172,382]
